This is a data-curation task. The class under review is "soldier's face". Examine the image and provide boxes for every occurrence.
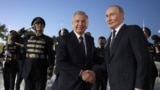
[8,31,17,43]
[34,22,44,32]
[8,33,12,41]
[99,39,106,47]
[60,30,68,36]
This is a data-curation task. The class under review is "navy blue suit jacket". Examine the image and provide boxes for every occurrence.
[52,31,96,90]
[105,24,150,90]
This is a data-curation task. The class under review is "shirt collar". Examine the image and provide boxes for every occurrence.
[112,23,124,35]
[73,30,85,39]
[114,23,124,35]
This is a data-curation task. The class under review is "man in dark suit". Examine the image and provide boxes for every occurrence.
[52,11,97,90]
[105,5,150,90]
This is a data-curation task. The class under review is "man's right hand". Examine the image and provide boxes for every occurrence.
[81,70,96,83]
[134,88,143,90]
[18,27,26,36]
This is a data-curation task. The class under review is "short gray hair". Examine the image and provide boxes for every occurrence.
[109,5,124,14]
[73,11,88,19]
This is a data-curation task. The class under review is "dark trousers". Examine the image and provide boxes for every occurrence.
[92,79,107,90]
[150,77,156,90]
[3,71,17,90]
[15,71,23,90]
[24,78,47,90]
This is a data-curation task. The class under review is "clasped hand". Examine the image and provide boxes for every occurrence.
[81,70,96,83]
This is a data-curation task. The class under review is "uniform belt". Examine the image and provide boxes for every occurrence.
[5,57,12,62]
[26,53,45,59]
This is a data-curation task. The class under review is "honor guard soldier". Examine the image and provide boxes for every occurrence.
[14,32,26,90]
[143,27,158,90]
[92,36,107,90]
[58,28,69,36]
[22,17,55,90]
[2,30,22,90]
[54,28,69,76]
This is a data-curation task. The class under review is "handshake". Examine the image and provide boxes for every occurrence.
[80,70,96,83]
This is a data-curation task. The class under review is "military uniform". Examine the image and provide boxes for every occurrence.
[22,34,55,90]
[143,27,158,90]
[20,17,55,90]
[148,42,158,90]
[92,36,107,90]
[15,42,25,90]
[92,47,107,90]
[2,43,21,90]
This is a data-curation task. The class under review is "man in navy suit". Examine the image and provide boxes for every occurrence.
[52,11,97,90]
[105,5,150,90]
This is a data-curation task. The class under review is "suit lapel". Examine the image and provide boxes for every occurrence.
[70,31,87,58]
[110,24,127,59]
[84,34,94,68]
[107,33,112,47]
[70,31,80,47]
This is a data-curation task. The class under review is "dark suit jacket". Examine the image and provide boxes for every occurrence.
[52,31,96,90]
[105,24,150,90]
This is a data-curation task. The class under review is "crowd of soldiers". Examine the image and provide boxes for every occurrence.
[0,15,160,90]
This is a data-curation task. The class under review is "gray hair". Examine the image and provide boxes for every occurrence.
[73,11,88,19]
[109,5,124,14]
